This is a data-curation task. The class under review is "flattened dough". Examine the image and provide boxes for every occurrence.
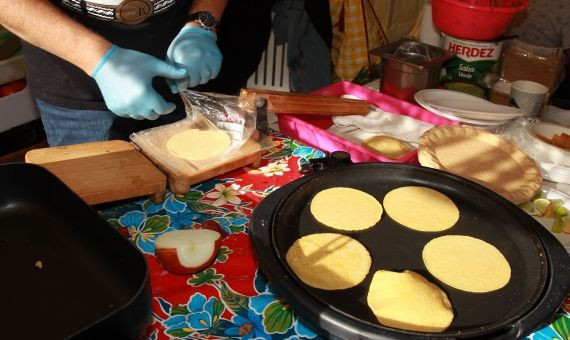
[166,129,231,160]
[383,186,459,232]
[367,270,454,332]
[286,233,371,290]
[363,135,413,159]
[310,187,383,231]
[423,235,511,293]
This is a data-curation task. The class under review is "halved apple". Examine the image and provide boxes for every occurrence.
[154,229,221,275]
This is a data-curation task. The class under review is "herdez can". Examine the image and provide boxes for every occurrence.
[440,34,503,98]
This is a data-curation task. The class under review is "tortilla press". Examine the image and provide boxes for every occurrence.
[25,140,168,205]
[24,135,267,204]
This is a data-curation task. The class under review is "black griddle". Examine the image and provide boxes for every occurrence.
[250,163,570,339]
[0,163,151,339]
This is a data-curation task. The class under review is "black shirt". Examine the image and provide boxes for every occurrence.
[22,0,192,111]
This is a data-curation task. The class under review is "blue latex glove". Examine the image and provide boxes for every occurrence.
[92,45,187,120]
[166,26,223,93]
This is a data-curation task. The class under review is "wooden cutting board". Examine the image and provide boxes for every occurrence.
[25,140,167,205]
[139,135,264,195]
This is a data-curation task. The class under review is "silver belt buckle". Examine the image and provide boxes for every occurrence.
[115,0,154,25]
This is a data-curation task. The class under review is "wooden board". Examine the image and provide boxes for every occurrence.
[140,135,265,194]
[25,140,167,205]
[239,88,370,116]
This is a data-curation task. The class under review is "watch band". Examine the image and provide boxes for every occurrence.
[186,11,219,32]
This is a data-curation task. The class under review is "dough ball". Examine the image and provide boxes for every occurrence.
[363,135,413,159]
[367,270,454,332]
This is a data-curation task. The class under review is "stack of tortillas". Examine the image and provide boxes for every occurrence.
[418,125,542,204]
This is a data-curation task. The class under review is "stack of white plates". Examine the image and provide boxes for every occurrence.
[543,109,570,127]
[538,161,570,184]
[414,89,524,126]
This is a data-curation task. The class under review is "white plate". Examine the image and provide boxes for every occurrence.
[543,109,570,127]
[524,122,570,167]
[419,103,509,126]
[428,104,521,122]
[415,96,510,126]
[539,161,570,184]
[415,89,488,105]
[429,99,523,115]
[530,184,570,253]
[415,90,516,125]
[427,100,524,121]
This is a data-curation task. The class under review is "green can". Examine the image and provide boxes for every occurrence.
[440,34,503,98]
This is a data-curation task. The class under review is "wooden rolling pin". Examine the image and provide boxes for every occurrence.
[238,88,370,116]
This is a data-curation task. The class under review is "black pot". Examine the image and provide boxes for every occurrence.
[0,163,151,339]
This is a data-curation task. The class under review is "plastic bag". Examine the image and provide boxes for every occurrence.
[494,117,562,182]
[501,40,565,94]
[130,90,273,173]
[180,89,257,143]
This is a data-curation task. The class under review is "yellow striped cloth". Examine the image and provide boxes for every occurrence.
[330,0,369,81]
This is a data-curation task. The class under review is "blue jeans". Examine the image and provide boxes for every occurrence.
[36,99,186,146]
[36,99,116,146]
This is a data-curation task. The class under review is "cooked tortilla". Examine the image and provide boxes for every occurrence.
[423,235,511,293]
[310,187,383,231]
[286,233,371,290]
[367,270,454,332]
[383,186,459,232]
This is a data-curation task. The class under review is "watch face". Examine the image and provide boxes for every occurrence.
[198,11,217,29]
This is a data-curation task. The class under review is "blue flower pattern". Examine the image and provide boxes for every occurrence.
[118,211,163,254]
[225,310,270,339]
[163,293,218,332]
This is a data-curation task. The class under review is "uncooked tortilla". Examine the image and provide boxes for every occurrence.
[423,235,511,293]
[362,135,413,159]
[367,270,454,332]
[166,129,231,160]
[383,186,459,232]
[286,233,371,290]
[310,187,383,231]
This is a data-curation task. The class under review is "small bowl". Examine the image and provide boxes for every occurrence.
[524,122,570,167]
[432,0,528,41]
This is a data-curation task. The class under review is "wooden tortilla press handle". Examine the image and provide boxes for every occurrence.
[238,88,370,116]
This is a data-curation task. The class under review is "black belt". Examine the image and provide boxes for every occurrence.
[59,0,177,25]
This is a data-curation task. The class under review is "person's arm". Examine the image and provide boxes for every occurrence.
[0,0,111,75]
[1,0,187,120]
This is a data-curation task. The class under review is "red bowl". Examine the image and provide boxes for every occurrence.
[432,0,528,41]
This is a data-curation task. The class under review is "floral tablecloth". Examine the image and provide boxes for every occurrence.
[99,133,570,340]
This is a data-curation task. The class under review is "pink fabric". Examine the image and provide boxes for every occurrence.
[277,82,459,164]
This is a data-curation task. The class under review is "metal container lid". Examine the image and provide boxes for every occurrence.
[370,39,454,69]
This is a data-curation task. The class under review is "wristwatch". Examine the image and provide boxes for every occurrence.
[186,11,219,32]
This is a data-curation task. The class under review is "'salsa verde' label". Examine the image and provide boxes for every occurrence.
[441,35,503,87]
